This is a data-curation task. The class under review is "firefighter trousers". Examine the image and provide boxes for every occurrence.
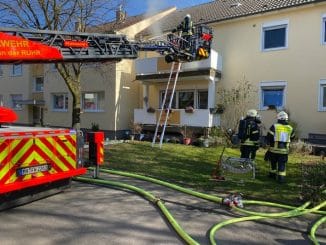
[269,152,288,181]
[240,145,258,160]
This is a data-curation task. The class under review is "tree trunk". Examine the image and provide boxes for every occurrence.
[55,63,82,130]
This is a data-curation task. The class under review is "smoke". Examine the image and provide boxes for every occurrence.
[145,0,167,37]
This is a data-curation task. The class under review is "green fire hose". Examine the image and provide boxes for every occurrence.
[78,167,325,245]
[99,168,326,215]
[209,201,325,245]
[309,215,326,245]
[75,176,200,245]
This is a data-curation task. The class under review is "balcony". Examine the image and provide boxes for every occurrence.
[134,108,220,128]
[135,49,221,81]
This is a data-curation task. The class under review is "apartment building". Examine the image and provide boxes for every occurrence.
[135,0,326,138]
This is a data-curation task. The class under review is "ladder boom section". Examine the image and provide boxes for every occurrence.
[0,23,212,63]
[0,27,139,63]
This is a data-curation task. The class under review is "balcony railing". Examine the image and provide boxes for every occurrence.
[134,108,220,128]
[135,49,221,76]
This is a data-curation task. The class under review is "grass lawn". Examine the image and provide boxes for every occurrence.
[102,141,324,206]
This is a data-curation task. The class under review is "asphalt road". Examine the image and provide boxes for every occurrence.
[0,171,325,245]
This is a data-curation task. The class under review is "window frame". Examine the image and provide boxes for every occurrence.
[11,64,23,76]
[321,14,326,45]
[159,89,208,109]
[10,94,23,110]
[318,79,326,111]
[198,90,208,109]
[259,81,287,110]
[52,93,69,112]
[178,90,195,109]
[261,19,289,51]
[82,91,105,112]
[160,90,177,109]
[34,77,44,92]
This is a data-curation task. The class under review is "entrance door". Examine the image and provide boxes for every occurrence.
[32,106,43,126]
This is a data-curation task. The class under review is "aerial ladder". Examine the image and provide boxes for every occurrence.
[0,24,212,63]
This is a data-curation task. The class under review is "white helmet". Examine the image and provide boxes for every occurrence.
[246,109,258,117]
[185,14,191,19]
[277,111,288,121]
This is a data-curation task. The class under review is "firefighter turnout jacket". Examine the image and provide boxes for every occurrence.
[240,117,261,147]
[267,121,295,154]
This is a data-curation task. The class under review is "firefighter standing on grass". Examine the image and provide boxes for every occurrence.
[238,109,261,160]
[266,111,295,183]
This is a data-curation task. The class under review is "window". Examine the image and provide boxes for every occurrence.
[322,14,326,44]
[262,20,288,51]
[52,93,68,111]
[198,91,208,109]
[0,65,3,76]
[10,94,23,110]
[82,92,104,112]
[160,90,176,109]
[178,91,194,108]
[34,77,44,92]
[260,81,287,110]
[0,94,4,106]
[11,64,22,76]
[160,90,208,109]
[319,80,326,111]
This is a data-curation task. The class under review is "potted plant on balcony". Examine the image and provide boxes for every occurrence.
[185,106,194,113]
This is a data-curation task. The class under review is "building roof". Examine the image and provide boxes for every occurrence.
[92,14,145,33]
[93,7,175,33]
[135,0,326,36]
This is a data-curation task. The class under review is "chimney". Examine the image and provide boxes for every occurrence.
[116,5,126,22]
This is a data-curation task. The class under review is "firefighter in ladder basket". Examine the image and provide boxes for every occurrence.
[173,14,195,51]
[238,109,261,160]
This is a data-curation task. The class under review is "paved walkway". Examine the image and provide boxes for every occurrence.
[0,171,325,245]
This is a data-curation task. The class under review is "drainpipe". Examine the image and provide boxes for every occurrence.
[208,76,216,110]
[143,84,149,109]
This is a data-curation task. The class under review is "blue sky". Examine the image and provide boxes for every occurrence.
[124,0,213,17]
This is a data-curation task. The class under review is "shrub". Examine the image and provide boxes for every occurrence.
[290,140,312,154]
[300,162,326,205]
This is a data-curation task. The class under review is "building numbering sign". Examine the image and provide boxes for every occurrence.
[0,32,63,61]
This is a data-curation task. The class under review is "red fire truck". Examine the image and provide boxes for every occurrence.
[0,20,212,209]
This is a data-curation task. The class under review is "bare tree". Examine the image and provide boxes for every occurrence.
[0,0,124,129]
[217,76,257,142]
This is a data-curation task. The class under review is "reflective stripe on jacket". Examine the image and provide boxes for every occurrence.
[269,123,293,154]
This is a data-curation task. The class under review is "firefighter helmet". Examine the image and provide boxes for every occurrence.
[277,111,288,121]
[246,109,258,118]
[185,14,191,20]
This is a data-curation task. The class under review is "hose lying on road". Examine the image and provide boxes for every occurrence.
[83,167,326,245]
[309,215,326,245]
[74,176,200,245]
[98,168,223,203]
[209,201,326,245]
